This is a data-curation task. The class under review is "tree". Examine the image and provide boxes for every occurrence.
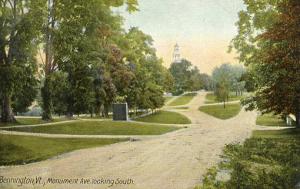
[0,0,43,123]
[199,73,214,91]
[231,0,300,127]
[122,27,168,112]
[212,64,231,108]
[169,59,202,95]
[39,0,138,120]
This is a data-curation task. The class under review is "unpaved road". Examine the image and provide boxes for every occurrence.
[0,92,257,189]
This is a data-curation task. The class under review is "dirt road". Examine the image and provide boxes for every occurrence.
[0,92,257,189]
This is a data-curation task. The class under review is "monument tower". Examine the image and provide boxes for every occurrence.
[172,43,181,63]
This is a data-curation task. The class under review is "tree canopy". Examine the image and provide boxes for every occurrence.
[0,0,175,122]
[231,0,300,127]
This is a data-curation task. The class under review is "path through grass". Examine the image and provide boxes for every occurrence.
[169,92,197,106]
[4,120,180,135]
[0,134,127,165]
[0,117,67,127]
[135,111,191,124]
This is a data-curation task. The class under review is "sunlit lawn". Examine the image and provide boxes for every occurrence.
[4,120,179,135]
[0,134,126,165]
[135,110,191,124]
[256,113,294,127]
[0,117,67,127]
[168,92,197,106]
[199,103,241,119]
[204,93,244,104]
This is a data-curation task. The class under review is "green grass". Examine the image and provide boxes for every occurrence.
[4,120,179,135]
[196,128,300,189]
[135,111,191,124]
[168,92,197,106]
[0,134,126,165]
[253,128,300,138]
[199,103,241,119]
[256,113,293,127]
[205,93,244,104]
[0,117,67,127]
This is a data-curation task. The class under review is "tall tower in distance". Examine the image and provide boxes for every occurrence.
[172,43,181,63]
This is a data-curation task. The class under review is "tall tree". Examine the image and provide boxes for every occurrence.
[231,0,300,127]
[0,0,42,122]
[40,0,56,120]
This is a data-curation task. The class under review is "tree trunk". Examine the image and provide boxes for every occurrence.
[223,100,226,109]
[41,76,53,120]
[296,111,300,128]
[66,112,73,119]
[1,94,16,123]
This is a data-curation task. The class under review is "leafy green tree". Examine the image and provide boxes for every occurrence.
[199,73,214,91]
[39,0,138,120]
[0,0,43,122]
[122,27,167,112]
[169,59,202,95]
[231,0,300,127]
[212,64,232,108]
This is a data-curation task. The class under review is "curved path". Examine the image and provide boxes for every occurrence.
[0,92,257,189]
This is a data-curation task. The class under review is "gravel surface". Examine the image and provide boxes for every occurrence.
[0,92,257,189]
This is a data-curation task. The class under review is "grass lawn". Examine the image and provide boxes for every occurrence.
[0,117,67,127]
[256,113,294,127]
[196,128,300,189]
[0,134,126,165]
[205,93,244,104]
[198,103,241,119]
[168,92,197,106]
[135,111,191,124]
[4,120,179,135]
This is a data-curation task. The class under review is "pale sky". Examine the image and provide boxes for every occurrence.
[115,0,245,74]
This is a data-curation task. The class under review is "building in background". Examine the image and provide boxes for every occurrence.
[172,43,181,63]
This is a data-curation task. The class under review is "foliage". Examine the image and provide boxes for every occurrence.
[169,59,203,95]
[212,64,246,107]
[0,0,43,122]
[231,0,300,127]
[196,129,300,189]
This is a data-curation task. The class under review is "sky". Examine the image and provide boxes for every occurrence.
[115,0,245,74]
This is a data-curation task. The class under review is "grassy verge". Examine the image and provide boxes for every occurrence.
[199,103,241,119]
[0,117,67,127]
[205,93,244,104]
[4,120,179,135]
[256,113,294,127]
[0,134,126,166]
[135,111,191,124]
[195,128,300,189]
[169,92,197,106]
